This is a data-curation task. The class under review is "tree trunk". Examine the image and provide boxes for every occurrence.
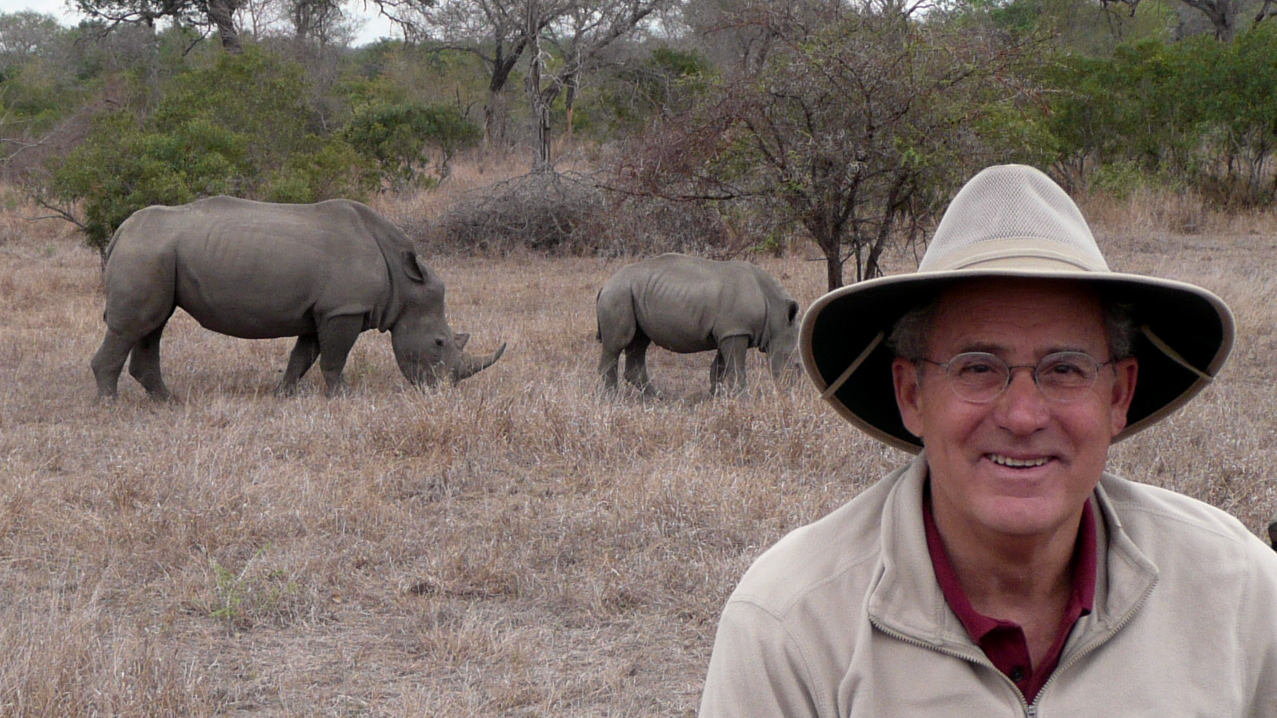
[1179,0,1236,40]
[526,0,553,172]
[533,95,552,172]
[207,0,243,53]
[564,71,578,141]
[812,228,845,290]
[824,251,844,290]
[482,47,522,149]
[483,88,509,150]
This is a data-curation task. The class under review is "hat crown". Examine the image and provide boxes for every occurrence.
[919,164,1110,274]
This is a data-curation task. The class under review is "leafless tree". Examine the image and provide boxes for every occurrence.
[0,10,65,63]
[365,0,554,147]
[526,0,671,170]
[613,2,1045,289]
[364,0,672,166]
[1098,0,1276,40]
[73,0,247,52]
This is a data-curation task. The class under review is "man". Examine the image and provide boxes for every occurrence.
[698,164,1277,716]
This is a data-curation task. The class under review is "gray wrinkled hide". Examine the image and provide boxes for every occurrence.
[595,253,801,396]
[92,196,504,400]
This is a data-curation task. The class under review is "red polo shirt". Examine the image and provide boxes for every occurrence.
[923,492,1097,704]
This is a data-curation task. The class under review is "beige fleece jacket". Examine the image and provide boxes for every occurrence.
[700,453,1277,717]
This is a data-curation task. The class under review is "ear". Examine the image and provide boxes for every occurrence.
[787,300,800,324]
[893,356,926,439]
[402,251,427,284]
[454,332,470,350]
[1108,357,1139,436]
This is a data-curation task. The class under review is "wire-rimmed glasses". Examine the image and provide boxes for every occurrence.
[913,351,1114,403]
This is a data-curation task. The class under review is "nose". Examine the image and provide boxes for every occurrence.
[993,366,1051,434]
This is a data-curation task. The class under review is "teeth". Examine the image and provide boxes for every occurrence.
[990,454,1049,468]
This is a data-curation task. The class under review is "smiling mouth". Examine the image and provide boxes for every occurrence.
[988,454,1051,468]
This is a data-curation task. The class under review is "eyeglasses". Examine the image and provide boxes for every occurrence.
[913,351,1114,404]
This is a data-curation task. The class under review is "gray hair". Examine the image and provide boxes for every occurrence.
[886,288,1136,361]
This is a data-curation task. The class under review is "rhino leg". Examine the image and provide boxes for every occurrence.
[91,329,134,401]
[622,335,655,395]
[596,291,636,392]
[710,335,749,396]
[317,315,364,397]
[277,334,320,396]
[92,319,173,402]
[127,325,172,401]
[599,345,622,390]
[709,350,726,392]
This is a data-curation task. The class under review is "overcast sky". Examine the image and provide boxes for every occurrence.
[0,0,398,46]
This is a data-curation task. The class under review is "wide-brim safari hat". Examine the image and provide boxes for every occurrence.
[800,164,1234,453]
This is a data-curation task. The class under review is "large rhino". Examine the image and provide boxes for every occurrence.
[596,253,801,395]
[91,196,505,400]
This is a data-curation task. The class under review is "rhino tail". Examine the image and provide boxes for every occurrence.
[595,287,603,342]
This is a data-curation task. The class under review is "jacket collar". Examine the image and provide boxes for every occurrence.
[867,452,1159,660]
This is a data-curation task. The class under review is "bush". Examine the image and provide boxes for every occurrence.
[48,112,245,249]
[262,139,371,204]
[1043,27,1277,207]
[420,172,607,255]
[344,101,481,190]
[418,170,735,258]
[46,48,372,254]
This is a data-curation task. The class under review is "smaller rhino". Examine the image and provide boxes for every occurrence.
[596,253,802,396]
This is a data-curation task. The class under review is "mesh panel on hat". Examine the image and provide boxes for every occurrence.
[920,165,1107,270]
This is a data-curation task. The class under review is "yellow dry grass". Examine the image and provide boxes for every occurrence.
[0,184,1273,716]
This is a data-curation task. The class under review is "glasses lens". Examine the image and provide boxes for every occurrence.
[945,353,1008,402]
[1036,352,1101,399]
[937,351,1103,403]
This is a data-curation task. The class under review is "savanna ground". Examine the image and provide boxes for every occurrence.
[1,169,1275,717]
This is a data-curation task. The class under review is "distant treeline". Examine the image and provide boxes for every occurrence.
[0,2,1273,274]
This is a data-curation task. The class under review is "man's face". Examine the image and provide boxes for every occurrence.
[892,279,1138,544]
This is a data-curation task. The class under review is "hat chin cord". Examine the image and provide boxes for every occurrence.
[822,332,885,400]
[1140,325,1213,381]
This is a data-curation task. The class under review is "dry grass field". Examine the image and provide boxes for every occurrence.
[0,178,1274,717]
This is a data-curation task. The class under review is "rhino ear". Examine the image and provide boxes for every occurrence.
[454,332,470,350]
[402,251,428,284]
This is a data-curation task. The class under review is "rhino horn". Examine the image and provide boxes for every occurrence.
[452,342,507,383]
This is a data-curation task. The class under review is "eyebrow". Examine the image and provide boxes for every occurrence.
[954,341,1094,357]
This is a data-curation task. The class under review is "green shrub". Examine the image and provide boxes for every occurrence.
[343,101,480,190]
[262,139,372,204]
[1042,27,1277,206]
[49,112,244,250]
[47,47,371,255]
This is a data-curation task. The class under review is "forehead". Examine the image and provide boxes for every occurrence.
[929,278,1107,353]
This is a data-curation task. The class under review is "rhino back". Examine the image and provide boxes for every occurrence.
[626,254,768,353]
[115,197,393,339]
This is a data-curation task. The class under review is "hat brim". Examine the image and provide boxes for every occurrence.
[801,268,1235,453]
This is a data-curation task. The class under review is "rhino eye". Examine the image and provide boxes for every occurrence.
[435,338,444,346]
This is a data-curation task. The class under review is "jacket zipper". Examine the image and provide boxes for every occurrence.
[871,572,1155,718]
[1026,572,1159,712]
[869,616,1035,715]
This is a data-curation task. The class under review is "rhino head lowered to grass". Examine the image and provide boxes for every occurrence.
[595,252,802,397]
[91,196,505,400]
